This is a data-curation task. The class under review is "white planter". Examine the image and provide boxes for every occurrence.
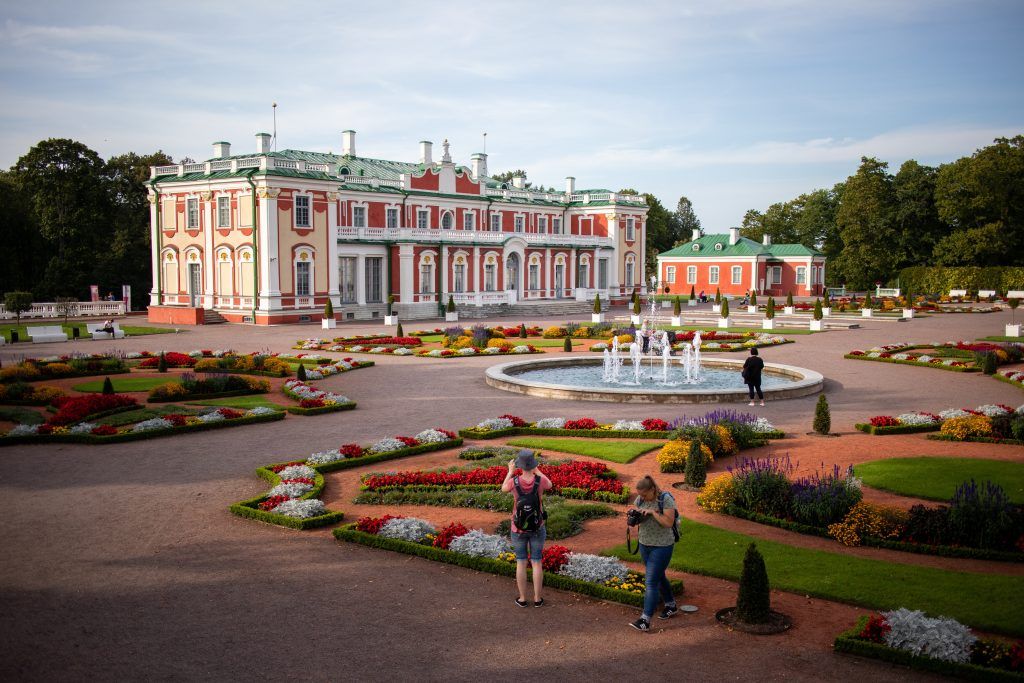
[718,317,730,329]
[384,315,398,325]
[661,301,671,308]
[712,304,721,314]
[762,318,775,330]
[747,305,757,314]
[821,307,832,317]
[687,299,698,307]
[784,306,795,315]
[809,319,823,331]
[1005,323,1021,337]
[445,312,459,322]
[321,318,337,329]
[861,308,873,318]
[671,315,682,327]
[591,313,605,323]
[631,314,642,325]
[902,308,915,319]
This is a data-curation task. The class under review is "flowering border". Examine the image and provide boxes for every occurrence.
[459,426,671,440]
[229,465,344,531]
[286,402,358,416]
[264,439,464,475]
[844,353,980,373]
[332,524,683,608]
[834,616,1022,682]
[994,372,1024,392]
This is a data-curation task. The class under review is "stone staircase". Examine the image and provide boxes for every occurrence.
[395,298,595,321]
[203,309,228,325]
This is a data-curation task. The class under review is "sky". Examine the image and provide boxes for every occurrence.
[1,0,1022,229]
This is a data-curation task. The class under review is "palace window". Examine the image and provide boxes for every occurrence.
[463,212,474,230]
[597,259,608,289]
[386,207,399,229]
[709,266,719,284]
[454,263,465,292]
[490,213,501,231]
[484,264,496,291]
[339,257,357,303]
[419,263,434,293]
[441,211,453,230]
[771,266,782,285]
[626,217,635,241]
[365,257,382,303]
[186,198,199,229]
[796,267,806,285]
[538,217,547,234]
[216,196,230,228]
[731,266,742,285]
[666,266,676,284]
[552,217,561,234]
[514,216,524,232]
[686,266,697,284]
[295,261,311,296]
[578,261,589,287]
[417,209,430,229]
[352,206,366,228]
[295,195,311,228]
[529,264,539,290]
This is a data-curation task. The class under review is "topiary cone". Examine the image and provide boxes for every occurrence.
[563,336,572,352]
[715,288,721,304]
[396,322,404,337]
[157,352,167,373]
[446,295,456,313]
[813,394,831,434]
[324,298,334,319]
[765,297,775,319]
[735,543,771,624]
[519,324,528,338]
[102,377,114,395]
[684,439,707,488]
[813,299,823,321]
[786,291,793,307]
[593,293,602,314]
[750,291,757,307]
[296,363,307,381]
[720,298,729,318]
[633,298,641,315]
[673,296,681,315]
[689,285,696,300]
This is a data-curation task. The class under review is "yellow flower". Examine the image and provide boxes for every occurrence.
[940,415,992,441]
[696,473,736,512]
[657,439,713,473]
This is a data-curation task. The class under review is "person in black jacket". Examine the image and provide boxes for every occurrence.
[742,348,765,406]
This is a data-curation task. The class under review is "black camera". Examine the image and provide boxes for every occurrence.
[626,509,649,526]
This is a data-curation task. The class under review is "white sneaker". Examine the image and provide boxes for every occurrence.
[760,401,765,406]
[748,401,755,406]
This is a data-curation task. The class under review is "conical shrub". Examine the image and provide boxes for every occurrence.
[684,439,707,488]
[735,543,771,624]
[673,297,681,315]
[157,352,167,373]
[813,394,831,435]
[296,363,307,381]
[396,322,404,337]
[563,336,572,352]
[786,291,793,307]
[721,298,730,318]
[101,377,115,395]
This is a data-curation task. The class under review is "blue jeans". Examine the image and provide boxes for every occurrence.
[639,543,675,619]
[511,526,546,561]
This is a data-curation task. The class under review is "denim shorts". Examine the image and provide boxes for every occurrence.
[511,526,547,561]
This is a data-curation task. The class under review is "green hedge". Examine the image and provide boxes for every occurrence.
[229,465,344,530]
[834,616,1024,682]
[262,439,464,475]
[333,524,684,606]
[854,423,942,435]
[459,427,671,440]
[286,402,357,416]
[361,482,630,504]
[993,374,1024,392]
[898,265,1024,295]
[927,434,1024,446]
[1,368,130,384]
[0,410,286,446]
[723,505,1023,563]
[148,388,267,404]
[844,354,979,372]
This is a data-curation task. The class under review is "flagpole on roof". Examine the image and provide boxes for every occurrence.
[272,102,277,152]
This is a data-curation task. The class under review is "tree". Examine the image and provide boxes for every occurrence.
[157,352,168,373]
[673,296,681,315]
[3,291,33,327]
[323,298,334,319]
[786,291,793,307]
[750,291,757,307]
[674,196,700,241]
[101,377,115,395]
[892,160,946,269]
[1009,298,1020,323]
[593,293,602,314]
[0,172,45,294]
[54,296,79,326]
[638,193,680,275]
[765,296,775,319]
[833,157,900,289]
[396,322,404,337]
[813,299,823,321]
[563,336,572,352]
[813,394,831,435]
[735,543,771,624]
[446,295,456,313]
[296,362,307,381]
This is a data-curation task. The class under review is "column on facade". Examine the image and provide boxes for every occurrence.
[356,254,366,306]
[398,243,415,303]
[569,249,577,294]
[201,192,215,308]
[257,187,282,311]
[440,245,449,298]
[472,245,480,303]
[327,192,341,306]
[149,194,161,305]
[543,248,551,298]
[751,257,759,294]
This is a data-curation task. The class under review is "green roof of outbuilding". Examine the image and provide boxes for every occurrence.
[657,234,822,258]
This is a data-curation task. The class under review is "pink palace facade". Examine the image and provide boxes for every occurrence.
[146,131,649,325]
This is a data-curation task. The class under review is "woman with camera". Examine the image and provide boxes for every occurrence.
[501,450,552,607]
[627,475,679,632]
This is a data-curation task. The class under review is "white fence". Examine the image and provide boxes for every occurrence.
[0,301,126,320]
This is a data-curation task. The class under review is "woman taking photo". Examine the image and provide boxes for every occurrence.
[501,450,552,607]
[628,475,679,631]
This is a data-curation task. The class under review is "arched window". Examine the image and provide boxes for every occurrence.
[441,211,453,230]
[294,248,314,297]
[237,248,254,297]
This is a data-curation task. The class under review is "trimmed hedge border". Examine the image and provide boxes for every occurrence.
[843,354,980,372]
[834,616,1024,682]
[723,505,1024,563]
[333,524,683,607]
[148,388,267,404]
[0,410,285,446]
[854,423,941,435]
[285,402,357,416]
[460,427,671,440]
[229,466,344,530]
[993,373,1024,392]
[1,368,131,384]
[278,357,377,371]
[927,434,1024,446]
[263,439,465,476]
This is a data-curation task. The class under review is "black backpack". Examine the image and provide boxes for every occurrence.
[512,476,544,532]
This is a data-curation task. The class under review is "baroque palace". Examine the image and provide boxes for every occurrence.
[147,131,649,324]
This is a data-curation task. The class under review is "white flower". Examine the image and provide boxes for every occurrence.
[867,352,881,358]
[350,345,365,352]
[197,411,226,423]
[749,418,777,433]
[941,359,958,366]
[131,417,174,432]
[393,348,413,356]
[592,343,609,351]
[938,409,970,420]
[705,342,721,349]
[371,347,389,353]
[457,348,476,355]
[246,407,278,417]
[916,355,932,363]
[306,449,344,465]
[425,349,443,357]
[415,429,453,444]
[512,345,532,354]
[975,404,1011,417]
[68,422,97,434]
[305,370,324,380]
[535,417,566,429]
[895,413,939,426]
[277,464,316,481]
[188,350,203,357]
[267,482,313,498]
[1016,404,1024,415]
[482,347,501,354]
[270,498,327,518]
[369,437,407,454]
[891,353,910,361]
[8,424,40,436]
[612,420,645,431]
[477,417,514,431]
[447,530,511,558]
[558,553,629,583]
[379,517,436,542]
[125,352,143,359]
[881,608,976,664]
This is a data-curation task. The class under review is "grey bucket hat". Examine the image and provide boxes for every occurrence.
[515,449,538,471]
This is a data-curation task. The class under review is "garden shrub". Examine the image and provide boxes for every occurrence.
[296,363,307,381]
[946,480,1022,551]
[657,439,712,473]
[735,543,771,624]
[731,456,794,518]
[939,415,992,440]
[813,395,831,435]
[827,501,908,547]
[543,326,568,338]
[684,439,708,488]
[194,358,221,372]
[789,465,862,527]
[696,473,736,512]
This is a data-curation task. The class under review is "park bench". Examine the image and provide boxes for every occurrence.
[86,321,126,340]
[978,289,996,298]
[26,325,69,343]
[948,289,967,297]
[1008,290,1024,299]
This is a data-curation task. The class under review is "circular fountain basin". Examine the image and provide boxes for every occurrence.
[485,357,823,403]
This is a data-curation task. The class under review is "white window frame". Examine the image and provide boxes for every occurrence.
[626,217,635,241]
[453,263,465,292]
[294,194,311,228]
[666,266,676,284]
[417,209,430,230]
[687,265,697,284]
[490,213,501,232]
[386,207,399,229]
[514,215,525,232]
[463,211,474,230]
[419,263,434,294]
[625,261,634,287]
[796,267,807,285]
[339,256,357,303]
[216,196,230,228]
[731,266,742,285]
[484,263,496,291]
[364,256,383,303]
[529,263,539,290]
[186,198,199,229]
[352,205,366,228]
[440,210,454,230]
[709,266,720,284]
[538,216,547,234]
[552,217,561,234]
[295,259,312,297]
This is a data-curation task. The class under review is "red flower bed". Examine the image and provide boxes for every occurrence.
[848,350,866,356]
[340,443,364,458]
[137,351,196,368]
[396,436,419,447]
[259,495,291,511]
[564,418,599,430]
[356,514,401,534]
[280,477,315,486]
[162,414,190,427]
[48,394,138,426]
[858,614,891,643]
[432,522,470,549]
[542,544,571,572]
[300,398,326,408]
[641,418,669,432]
[269,461,306,473]
[674,330,744,342]
[434,428,457,440]
[500,414,527,427]
[90,424,118,436]
[956,342,1003,353]
[362,461,624,496]
[869,416,900,427]
[217,408,244,419]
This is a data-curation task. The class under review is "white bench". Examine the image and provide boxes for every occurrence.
[1007,290,1024,299]
[27,325,69,343]
[979,289,996,298]
[948,289,967,297]
[86,321,126,340]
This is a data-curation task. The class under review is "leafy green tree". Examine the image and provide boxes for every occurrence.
[833,157,899,289]
[892,160,946,269]
[684,439,707,488]
[637,192,680,275]
[765,296,775,319]
[3,291,33,327]
[674,196,700,241]
[0,172,45,293]
[720,298,729,318]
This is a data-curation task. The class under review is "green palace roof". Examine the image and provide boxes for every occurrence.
[658,234,823,258]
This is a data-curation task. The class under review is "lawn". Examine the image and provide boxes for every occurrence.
[72,377,172,393]
[668,324,815,335]
[0,406,45,425]
[980,335,1024,342]
[855,457,1024,504]
[507,437,661,464]
[524,338,585,348]
[185,395,287,410]
[96,405,201,426]
[0,323,173,342]
[606,518,1024,636]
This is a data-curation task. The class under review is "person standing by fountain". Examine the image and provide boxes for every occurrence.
[742,347,765,406]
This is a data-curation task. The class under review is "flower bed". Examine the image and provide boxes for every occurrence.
[48,393,139,425]
[192,353,290,377]
[360,460,629,503]
[281,379,356,414]
[137,351,196,369]
[148,374,270,402]
[333,521,683,607]
[416,344,541,358]
[293,336,423,352]
[0,383,65,406]
[834,613,1023,680]
[846,341,1023,372]
[1,406,285,445]
[0,356,129,383]
[588,331,792,353]
[857,404,1023,438]
[997,369,1024,391]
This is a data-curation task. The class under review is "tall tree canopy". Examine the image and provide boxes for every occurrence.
[833,157,900,289]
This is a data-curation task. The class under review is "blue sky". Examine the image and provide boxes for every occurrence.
[1,0,1022,228]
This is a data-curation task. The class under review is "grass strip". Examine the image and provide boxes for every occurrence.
[854,457,1024,504]
[0,323,173,342]
[0,406,45,425]
[72,376,175,393]
[506,436,661,464]
[185,395,287,410]
[605,517,1024,636]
